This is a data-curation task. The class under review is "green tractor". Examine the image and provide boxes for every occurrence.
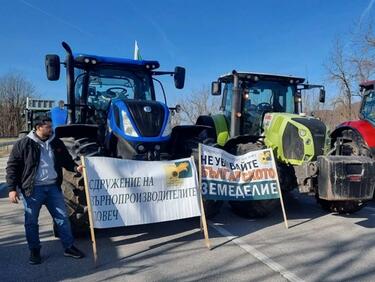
[197,71,375,217]
[19,97,55,138]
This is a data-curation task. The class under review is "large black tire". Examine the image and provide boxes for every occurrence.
[276,162,297,193]
[58,137,100,237]
[317,129,370,213]
[229,142,279,218]
[316,197,365,214]
[340,130,371,157]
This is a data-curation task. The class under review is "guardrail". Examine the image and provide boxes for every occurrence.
[0,141,16,151]
[0,141,16,148]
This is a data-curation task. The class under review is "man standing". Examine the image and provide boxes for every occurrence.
[50,100,68,129]
[7,116,85,264]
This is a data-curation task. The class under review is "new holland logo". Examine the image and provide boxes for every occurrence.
[143,106,152,113]
[165,161,192,186]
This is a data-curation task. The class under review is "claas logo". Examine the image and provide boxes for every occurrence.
[259,151,272,164]
[165,161,192,186]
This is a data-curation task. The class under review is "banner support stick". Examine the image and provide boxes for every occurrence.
[270,151,289,229]
[81,156,99,265]
[197,144,211,249]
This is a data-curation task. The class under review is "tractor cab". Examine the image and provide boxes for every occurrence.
[359,80,375,126]
[211,71,325,138]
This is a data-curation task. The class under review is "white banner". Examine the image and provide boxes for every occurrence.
[84,157,201,228]
[201,144,280,201]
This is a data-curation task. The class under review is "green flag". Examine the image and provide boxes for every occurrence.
[134,40,142,60]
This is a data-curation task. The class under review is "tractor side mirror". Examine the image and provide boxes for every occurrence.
[45,55,60,81]
[174,66,185,89]
[211,81,221,96]
[319,88,326,103]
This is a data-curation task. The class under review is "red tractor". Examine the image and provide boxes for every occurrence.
[331,80,375,158]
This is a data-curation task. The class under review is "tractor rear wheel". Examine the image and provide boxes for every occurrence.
[58,137,100,237]
[229,142,279,218]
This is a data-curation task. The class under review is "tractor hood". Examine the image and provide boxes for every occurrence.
[263,112,329,165]
[124,100,167,137]
[108,99,170,141]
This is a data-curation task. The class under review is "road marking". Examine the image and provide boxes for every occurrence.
[210,222,304,282]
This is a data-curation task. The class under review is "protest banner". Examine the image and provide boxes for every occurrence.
[199,143,288,228]
[81,155,210,262]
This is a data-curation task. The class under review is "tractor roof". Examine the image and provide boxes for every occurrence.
[218,72,305,84]
[73,53,160,70]
[360,80,375,90]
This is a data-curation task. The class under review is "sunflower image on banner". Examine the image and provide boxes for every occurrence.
[165,160,193,187]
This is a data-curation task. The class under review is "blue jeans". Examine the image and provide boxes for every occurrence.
[21,184,74,250]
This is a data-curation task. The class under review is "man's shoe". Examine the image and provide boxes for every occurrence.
[29,248,41,265]
[64,245,85,259]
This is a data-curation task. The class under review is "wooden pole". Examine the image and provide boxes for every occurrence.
[80,156,99,265]
[196,144,211,249]
[269,150,289,229]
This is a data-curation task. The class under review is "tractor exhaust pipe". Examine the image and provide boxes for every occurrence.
[231,70,241,137]
[62,42,76,124]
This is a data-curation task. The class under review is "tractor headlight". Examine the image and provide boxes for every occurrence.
[121,111,138,137]
[299,129,307,137]
[162,114,172,137]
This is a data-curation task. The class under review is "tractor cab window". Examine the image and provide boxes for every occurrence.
[74,68,154,123]
[362,91,375,125]
[242,80,295,135]
[222,83,233,126]
[87,69,153,107]
[245,81,295,113]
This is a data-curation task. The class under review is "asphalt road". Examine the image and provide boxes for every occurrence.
[2,157,375,281]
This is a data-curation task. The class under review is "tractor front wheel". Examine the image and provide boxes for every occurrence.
[229,142,279,218]
[316,197,365,214]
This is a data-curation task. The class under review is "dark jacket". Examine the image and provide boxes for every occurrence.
[6,134,78,197]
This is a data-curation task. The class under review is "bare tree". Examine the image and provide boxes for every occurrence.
[0,72,36,137]
[325,39,356,119]
[302,88,322,114]
[325,24,375,122]
[170,110,182,127]
[365,25,375,47]
[177,86,221,125]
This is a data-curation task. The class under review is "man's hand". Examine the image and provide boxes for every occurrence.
[9,191,20,204]
[76,165,84,174]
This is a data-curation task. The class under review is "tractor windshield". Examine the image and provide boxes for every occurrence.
[245,80,295,113]
[74,68,154,122]
[87,68,153,109]
[362,90,375,125]
[242,80,295,135]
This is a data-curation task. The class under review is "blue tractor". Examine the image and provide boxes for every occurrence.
[45,42,213,235]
